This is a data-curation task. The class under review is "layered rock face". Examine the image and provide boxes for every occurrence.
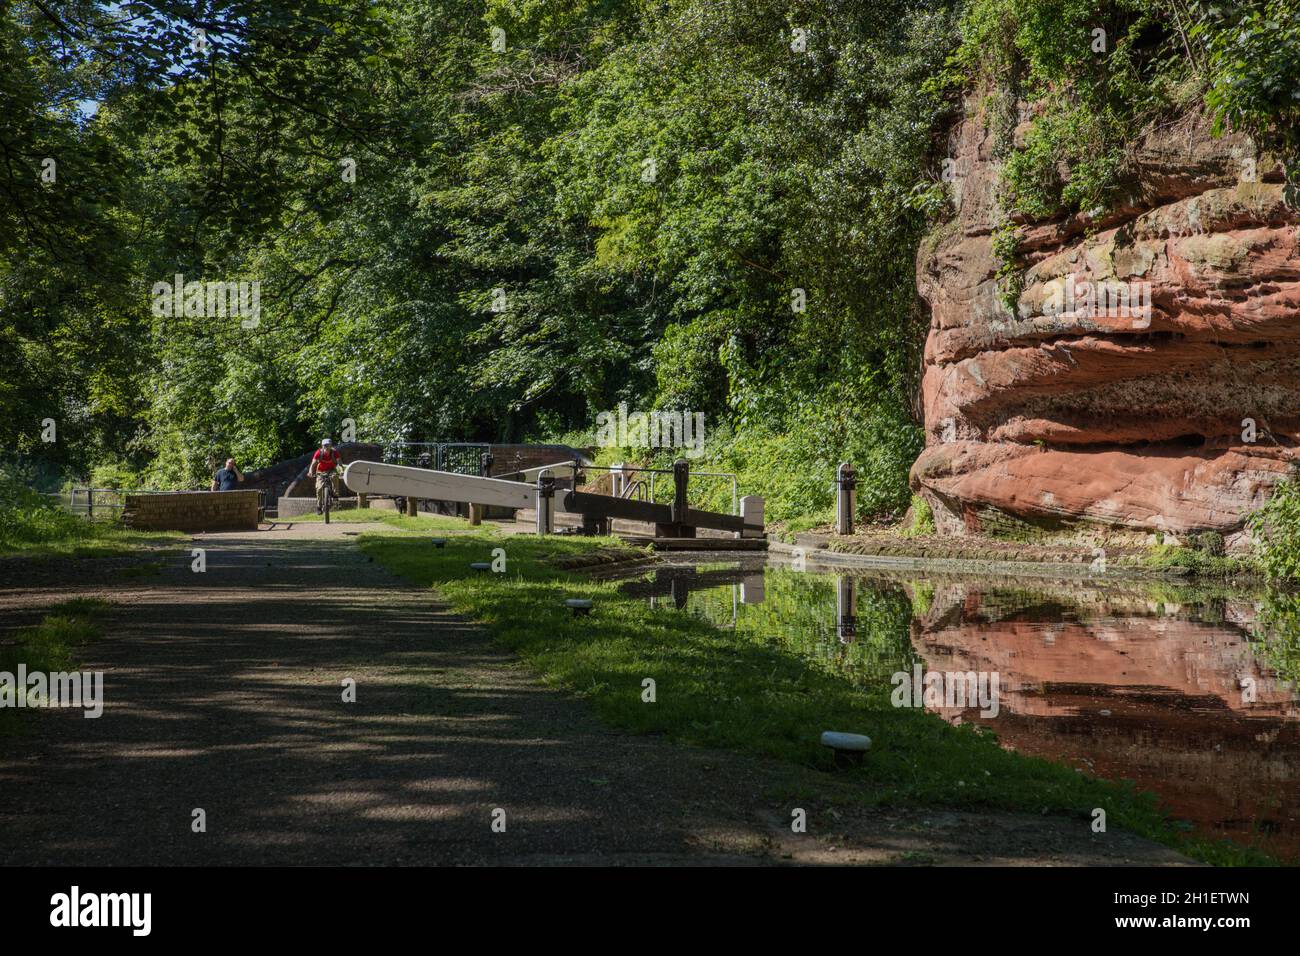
[912,104,1300,542]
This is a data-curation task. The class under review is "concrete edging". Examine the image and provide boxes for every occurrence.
[766,539,1196,582]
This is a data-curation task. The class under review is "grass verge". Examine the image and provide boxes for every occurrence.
[0,598,113,734]
[0,520,182,560]
[281,510,479,531]
[1,477,183,558]
[359,530,1274,865]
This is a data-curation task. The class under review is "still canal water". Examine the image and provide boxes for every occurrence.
[592,554,1300,861]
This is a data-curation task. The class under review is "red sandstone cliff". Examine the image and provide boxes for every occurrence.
[912,103,1300,544]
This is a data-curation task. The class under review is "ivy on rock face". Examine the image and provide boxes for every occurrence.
[955,0,1300,219]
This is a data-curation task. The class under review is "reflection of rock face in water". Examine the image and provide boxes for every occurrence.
[910,582,1300,859]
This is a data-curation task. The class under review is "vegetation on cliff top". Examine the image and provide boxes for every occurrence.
[958,0,1300,220]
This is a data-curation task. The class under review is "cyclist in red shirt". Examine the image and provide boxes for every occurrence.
[308,438,342,514]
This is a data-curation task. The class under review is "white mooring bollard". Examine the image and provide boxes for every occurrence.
[820,731,871,768]
[740,495,764,538]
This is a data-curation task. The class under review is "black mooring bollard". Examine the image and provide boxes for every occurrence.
[671,457,689,528]
[836,462,857,535]
[837,576,857,644]
[536,471,555,535]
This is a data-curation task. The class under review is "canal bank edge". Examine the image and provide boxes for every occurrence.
[769,536,1253,584]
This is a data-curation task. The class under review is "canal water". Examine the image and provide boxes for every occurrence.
[590,554,1300,861]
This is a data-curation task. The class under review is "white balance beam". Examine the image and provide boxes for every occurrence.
[342,460,539,511]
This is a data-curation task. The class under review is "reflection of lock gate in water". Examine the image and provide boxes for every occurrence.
[622,568,875,672]
[615,564,766,626]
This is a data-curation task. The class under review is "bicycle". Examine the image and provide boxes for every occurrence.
[317,472,341,524]
[327,473,343,524]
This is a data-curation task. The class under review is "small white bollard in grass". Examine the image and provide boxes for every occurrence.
[820,731,871,768]
[564,599,594,617]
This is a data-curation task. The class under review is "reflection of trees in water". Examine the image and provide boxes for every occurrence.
[1256,591,1300,690]
[673,568,917,690]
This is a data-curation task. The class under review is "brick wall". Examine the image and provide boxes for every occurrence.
[487,444,590,479]
[123,490,260,532]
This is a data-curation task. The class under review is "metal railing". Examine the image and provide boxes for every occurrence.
[51,487,268,522]
[383,442,492,476]
[619,478,649,502]
[50,487,137,519]
[579,462,739,515]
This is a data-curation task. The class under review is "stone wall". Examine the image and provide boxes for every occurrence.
[122,490,260,532]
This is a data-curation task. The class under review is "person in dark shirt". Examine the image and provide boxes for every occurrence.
[211,458,244,491]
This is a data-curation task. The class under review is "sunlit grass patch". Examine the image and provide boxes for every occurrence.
[0,598,112,734]
[285,510,489,533]
[0,522,183,559]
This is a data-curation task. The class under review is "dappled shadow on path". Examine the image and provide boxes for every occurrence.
[0,533,772,865]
